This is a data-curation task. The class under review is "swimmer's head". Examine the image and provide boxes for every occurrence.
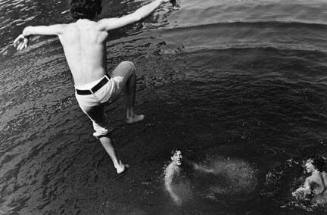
[70,0,102,20]
[305,157,325,173]
[305,159,315,173]
[171,150,182,166]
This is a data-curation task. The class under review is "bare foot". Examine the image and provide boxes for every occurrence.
[116,161,130,174]
[126,114,145,124]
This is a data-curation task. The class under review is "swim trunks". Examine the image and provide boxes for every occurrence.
[75,75,122,138]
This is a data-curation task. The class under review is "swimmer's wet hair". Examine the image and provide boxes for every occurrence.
[70,0,102,20]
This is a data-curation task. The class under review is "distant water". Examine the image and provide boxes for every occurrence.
[1,0,327,214]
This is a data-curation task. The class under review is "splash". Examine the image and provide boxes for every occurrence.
[164,151,257,205]
[272,159,327,212]
[207,157,257,195]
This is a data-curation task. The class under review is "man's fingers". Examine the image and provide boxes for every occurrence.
[13,38,19,47]
[13,35,23,47]
[20,42,27,50]
[17,42,24,51]
[14,36,28,50]
[13,39,19,48]
[13,34,28,50]
[17,43,22,50]
[22,38,28,49]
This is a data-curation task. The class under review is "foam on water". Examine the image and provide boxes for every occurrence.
[164,151,257,205]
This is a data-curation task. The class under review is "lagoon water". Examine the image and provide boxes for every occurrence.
[1,0,327,214]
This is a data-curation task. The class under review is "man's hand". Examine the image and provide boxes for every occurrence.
[13,34,29,51]
[292,188,308,200]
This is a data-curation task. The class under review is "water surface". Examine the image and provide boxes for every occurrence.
[1,0,327,214]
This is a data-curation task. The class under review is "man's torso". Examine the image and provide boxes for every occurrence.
[309,172,327,195]
[58,19,108,86]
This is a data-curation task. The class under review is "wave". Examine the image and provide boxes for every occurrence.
[164,20,327,30]
[158,20,327,53]
[167,44,327,56]
[171,46,327,57]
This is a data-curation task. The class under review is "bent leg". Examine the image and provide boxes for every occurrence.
[111,61,144,123]
[84,103,127,174]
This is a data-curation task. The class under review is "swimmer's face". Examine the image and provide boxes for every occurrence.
[305,159,315,173]
[171,150,182,166]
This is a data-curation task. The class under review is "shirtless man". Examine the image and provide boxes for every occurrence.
[164,150,216,204]
[292,157,327,204]
[13,0,172,174]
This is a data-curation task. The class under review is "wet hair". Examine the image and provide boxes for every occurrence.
[70,0,102,20]
[309,157,326,172]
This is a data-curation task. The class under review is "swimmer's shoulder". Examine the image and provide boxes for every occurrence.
[305,174,316,185]
[322,171,327,181]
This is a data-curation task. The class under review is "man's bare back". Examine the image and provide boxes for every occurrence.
[59,19,108,86]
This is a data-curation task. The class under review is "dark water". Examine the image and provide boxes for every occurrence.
[1,0,327,214]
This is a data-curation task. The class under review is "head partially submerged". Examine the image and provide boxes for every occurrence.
[70,0,102,20]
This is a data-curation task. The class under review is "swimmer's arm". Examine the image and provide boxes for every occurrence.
[302,177,312,194]
[98,0,169,31]
[192,162,215,174]
[14,24,66,50]
[293,178,311,196]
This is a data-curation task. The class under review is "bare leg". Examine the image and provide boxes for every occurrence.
[111,61,144,124]
[99,136,128,174]
[84,104,128,174]
[125,70,143,123]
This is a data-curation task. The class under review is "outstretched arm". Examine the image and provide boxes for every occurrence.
[98,0,171,31]
[13,24,66,50]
